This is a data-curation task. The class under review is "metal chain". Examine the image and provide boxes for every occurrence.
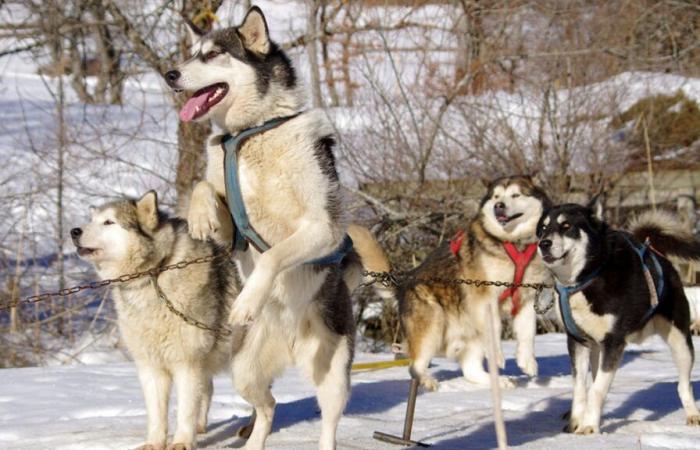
[150,277,233,337]
[0,250,232,312]
[361,269,553,291]
[361,270,556,315]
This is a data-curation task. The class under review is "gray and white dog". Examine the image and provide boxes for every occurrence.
[164,7,366,450]
[72,191,242,450]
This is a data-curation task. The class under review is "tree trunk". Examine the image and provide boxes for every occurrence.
[306,0,323,108]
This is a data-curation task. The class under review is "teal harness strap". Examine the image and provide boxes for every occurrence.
[555,267,601,343]
[555,234,665,343]
[222,115,299,253]
[222,113,353,265]
[622,234,664,322]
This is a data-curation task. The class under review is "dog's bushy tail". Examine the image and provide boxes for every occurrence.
[628,210,700,260]
[346,224,394,299]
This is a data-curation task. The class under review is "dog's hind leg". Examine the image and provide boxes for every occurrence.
[197,377,213,434]
[513,300,538,376]
[136,364,171,450]
[655,315,700,425]
[233,359,277,450]
[171,365,207,449]
[405,302,443,391]
[308,335,353,450]
[459,339,514,389]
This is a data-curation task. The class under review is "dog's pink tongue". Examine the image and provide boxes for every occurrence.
[179,91,211,122]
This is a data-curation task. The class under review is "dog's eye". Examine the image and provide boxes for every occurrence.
[203,50,220,61]
[511,193,521,198]
[561,222,571,231]
[103,220,114,226]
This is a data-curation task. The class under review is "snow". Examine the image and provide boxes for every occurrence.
[2,334,700,449]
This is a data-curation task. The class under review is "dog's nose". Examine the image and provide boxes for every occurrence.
[70,228,82,239]
[494,202,506,212]
[164,70,180,87]
[539,239,552,251]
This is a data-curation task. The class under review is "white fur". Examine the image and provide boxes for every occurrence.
[188,104,350,449]
[77,205,239,450]
[481,184,544,243]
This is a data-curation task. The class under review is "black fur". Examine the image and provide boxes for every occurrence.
[632,222,700,261]
[537,203,696,431]
[206,28,297,95]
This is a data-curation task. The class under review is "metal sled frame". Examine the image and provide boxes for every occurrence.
[373,378,430,447]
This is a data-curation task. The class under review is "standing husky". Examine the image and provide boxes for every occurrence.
[164,7,361,450]
[537,203,700,433]
[71,192,241,450]
[364,176,552,390]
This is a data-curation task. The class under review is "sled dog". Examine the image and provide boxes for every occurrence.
[360,175,552,390]
[72,191,241,450]
[164,7,370,449]
[537,203,700,433]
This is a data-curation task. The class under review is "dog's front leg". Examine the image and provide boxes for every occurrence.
[513,299,538,376]
[170,365,206,450]
[565,337,590,433]
[576,339,624,434]
[136,365,172,450]
[229,221,338,326]
[188,181,234,244]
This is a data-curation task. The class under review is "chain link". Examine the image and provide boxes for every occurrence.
[150,277,233,336]
[361,269,556,315]
[0,250,232,312]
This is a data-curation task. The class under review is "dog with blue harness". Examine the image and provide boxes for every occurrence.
[163,7,385,450]
[537,202,700,435]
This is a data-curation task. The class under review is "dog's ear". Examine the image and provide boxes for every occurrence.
[238,6,270,54]
[136,191,159,231]
[184,18,205,44]
[586,195,604,221]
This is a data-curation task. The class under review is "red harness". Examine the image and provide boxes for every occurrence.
[449,232,537,316]
[498,242,538,316]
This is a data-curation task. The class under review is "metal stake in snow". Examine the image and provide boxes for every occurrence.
[486,300,508,449]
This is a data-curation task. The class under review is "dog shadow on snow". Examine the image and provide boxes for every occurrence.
[199,376,413,448]
[429,349,699,449]
[198,350,662,448]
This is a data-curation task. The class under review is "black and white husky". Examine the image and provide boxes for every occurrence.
[163,7,374,450]
[537,202,700,434]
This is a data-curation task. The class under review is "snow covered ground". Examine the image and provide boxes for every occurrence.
[2,333,700,450]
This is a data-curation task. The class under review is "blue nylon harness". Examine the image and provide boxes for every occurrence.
[222,114,353,265]
[555,235,664,342]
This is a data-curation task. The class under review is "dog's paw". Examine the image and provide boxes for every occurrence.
[166,444,192,450]
[574,425,598,435]
[498,376,516,389]
[687,415,700,426]
[420,376,439,391]
[229,299,261,327]
[137,444,165,450]
[561,410,571,421]
[188,206,221,241]
[196,423,207,434]
[517,355,538,377]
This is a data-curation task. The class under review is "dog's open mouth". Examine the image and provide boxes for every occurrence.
[497,212,523,225]
[542,251,567,264]
[76,247,99,258]
[179,83,229,122]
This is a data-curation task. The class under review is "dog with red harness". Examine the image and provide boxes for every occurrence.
[377,175,553,390]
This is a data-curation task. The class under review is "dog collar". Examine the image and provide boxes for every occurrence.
[555,266,601,342]
[499,242,538,316]
[222,112,353,266]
